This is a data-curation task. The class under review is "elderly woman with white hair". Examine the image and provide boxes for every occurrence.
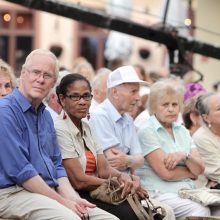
[137,79,211,219]
[0,59,16,98]
[193,93,220,189]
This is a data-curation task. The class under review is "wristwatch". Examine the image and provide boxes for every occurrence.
[184,153,190,164]
[126,156,132,168]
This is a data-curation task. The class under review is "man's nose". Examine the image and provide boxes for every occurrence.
[135,93,141,101]
[36,73,46,83]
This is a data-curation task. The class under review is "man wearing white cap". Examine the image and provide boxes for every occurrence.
[89,66,176,219]
[89,65,147,172]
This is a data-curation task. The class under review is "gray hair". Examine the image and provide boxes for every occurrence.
[0,59,17,89]
[195,92,215,125]
[92,68,111,90]
[72,61,95,81]
[148,78,184,115]
[22,49,59,78]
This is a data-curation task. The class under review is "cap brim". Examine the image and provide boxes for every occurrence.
[107,80,150,88]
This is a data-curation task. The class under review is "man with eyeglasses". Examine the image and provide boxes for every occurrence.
[0,49,117,220]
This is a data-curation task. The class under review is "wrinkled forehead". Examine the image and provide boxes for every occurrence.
[26,55,56,73]
[158,92,179,103]
[26,53,55,65]
[209,94,220,108]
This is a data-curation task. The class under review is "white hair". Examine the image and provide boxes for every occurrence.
[92,68,111,90]
[23,48,59,78]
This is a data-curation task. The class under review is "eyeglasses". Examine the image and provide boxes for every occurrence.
[65,94,93,101]
[26,69,55,80]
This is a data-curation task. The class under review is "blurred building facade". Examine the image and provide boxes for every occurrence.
[0,0,220,91]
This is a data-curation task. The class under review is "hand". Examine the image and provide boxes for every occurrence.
[136,187,149,199]
[129,175,148,199]
[164,152,186,170]
[108,149,129,171]
[62,197,96,218]
[117,173,133,198]
[207,180,219,189]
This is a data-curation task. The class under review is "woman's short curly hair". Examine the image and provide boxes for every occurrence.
[0,59,16,88]
[148,78,184,115]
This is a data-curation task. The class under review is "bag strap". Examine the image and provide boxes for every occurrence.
[110,187,127,205]
[127,194,147,220]
[107,177,127,205]
[145,197,166,219]
[135,194,154,220]
[127,194,155,220]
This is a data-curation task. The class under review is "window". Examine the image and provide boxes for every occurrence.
[0,7,35,76]
[77,23,107,69]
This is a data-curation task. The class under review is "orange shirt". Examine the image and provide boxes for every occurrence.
[85,150,96,175]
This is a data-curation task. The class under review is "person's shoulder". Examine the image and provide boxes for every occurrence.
[82,120,93,134]
[174,122,188,132]
[43,107,53,118]
[138,117,153,134]
[193,126,207,140]
[90,102,109,118]
[54,114,67,128]
[0,94,17,114]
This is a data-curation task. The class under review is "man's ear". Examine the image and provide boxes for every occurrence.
[111,87,118,98]
[51,77,57,88]
[20,68,25,80]
[50,93,57,102]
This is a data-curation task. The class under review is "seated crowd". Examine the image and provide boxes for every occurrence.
[0,49,220,220]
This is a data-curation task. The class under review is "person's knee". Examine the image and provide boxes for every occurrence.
[87,207,119,220]
[190,203,210,217]
[196,206,210,216]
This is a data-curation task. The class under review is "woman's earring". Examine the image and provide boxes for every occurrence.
[87,112,90,120]
[208,123,211,128]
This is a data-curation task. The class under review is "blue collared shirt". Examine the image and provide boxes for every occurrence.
[89,99,142,155]
[0,89,66,188]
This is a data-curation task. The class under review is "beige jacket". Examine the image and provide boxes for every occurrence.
[54,111,103,172]
[193,126,220,185]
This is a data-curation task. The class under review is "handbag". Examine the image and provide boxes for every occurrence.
[179,188,220,206]
[90,177,166,220]
[127,193,166,220]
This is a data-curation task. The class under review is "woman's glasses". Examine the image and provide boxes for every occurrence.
[65,94,93,101]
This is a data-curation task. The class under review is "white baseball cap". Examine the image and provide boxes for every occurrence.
[107,65,149,88]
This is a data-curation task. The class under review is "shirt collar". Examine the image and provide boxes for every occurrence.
[151,114,181,131]
[104,99,132,125]
[104,99,122,122]
[61,110,87,136]
[13,88,46,113]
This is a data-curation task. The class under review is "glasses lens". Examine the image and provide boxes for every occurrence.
[66,94,92,101]
[83,95,92,101]
[71,96,80,101]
